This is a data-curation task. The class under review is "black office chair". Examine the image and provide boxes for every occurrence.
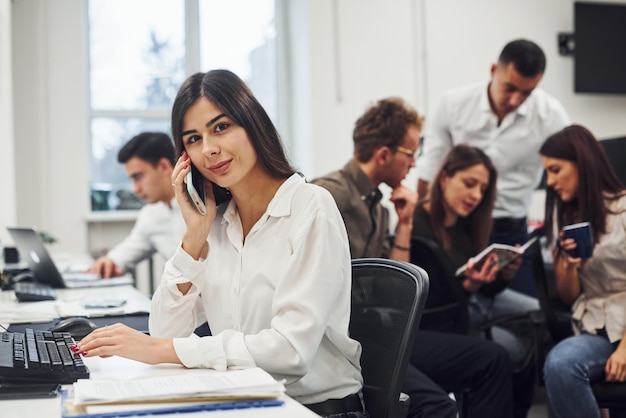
[530,227,626,417]
[350,258,429,418]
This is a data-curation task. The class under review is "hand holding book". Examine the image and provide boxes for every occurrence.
[455,236,537,278]
[463,252,499,286]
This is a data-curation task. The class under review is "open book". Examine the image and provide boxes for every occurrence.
[455,236,537,277]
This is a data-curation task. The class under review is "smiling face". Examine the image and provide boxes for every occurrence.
[488,62,543,121]
[440,163,491,225]
[181,97,261,190]
[542,156,580,202]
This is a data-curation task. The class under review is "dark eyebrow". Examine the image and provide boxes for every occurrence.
[181,113,227,137]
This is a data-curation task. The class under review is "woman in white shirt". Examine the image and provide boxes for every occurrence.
[76,69,366,417]
[540,125,626,418]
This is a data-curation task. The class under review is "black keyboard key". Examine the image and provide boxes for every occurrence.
[36,340,51,369]
[0,334,13,368]
[26,329,40,366]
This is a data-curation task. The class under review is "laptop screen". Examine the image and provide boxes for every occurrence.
[7,227,67,288]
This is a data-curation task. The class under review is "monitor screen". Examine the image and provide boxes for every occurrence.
[575,2,626,94]
[598,136,626,187]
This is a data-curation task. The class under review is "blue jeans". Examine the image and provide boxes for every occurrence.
[544,332,617,418]
[469,289,539,364]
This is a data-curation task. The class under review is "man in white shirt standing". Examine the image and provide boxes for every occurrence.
[89,132,184,278]
[417,39,570,298]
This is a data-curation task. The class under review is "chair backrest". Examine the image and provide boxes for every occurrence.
[350,258,429,418]
[528,227,574,343]
[409,236,469,334]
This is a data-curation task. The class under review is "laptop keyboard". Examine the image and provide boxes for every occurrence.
[14,282,57,302]
[0,328,89,383]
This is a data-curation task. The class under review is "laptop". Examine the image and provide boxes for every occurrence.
[7,227,134,289]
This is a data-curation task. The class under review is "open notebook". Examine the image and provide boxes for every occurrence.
[7,227,134,289]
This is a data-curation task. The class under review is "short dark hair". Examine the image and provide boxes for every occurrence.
[352,97,424,162]
[498,39,546,78]
[117,132,176,167]
[428,144,497,252]
[171,70,295,180]
[540,125,625,244]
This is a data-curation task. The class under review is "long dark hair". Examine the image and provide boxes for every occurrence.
[540,124,625,244]
[429,145,497,252]
[171,70,295,198]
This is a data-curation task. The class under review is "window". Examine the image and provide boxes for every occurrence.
[88,0,278,211]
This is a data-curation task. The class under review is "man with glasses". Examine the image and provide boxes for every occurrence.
[312,97,514,418]
[312,97,419,262]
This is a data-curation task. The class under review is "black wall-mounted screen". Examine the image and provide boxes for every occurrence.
[575,2,626,94]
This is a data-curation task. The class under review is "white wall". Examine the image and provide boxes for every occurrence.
[10,0,90,254]
[0,0,16,248]
[7,0,626,256]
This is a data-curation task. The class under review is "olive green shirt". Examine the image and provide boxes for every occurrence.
[311,160,391,259]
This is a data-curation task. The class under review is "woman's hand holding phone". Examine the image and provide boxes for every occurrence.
[171,152,216,260]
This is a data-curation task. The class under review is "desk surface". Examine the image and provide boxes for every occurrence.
[0,285,319,418]
[1,357,319,418]
[0,285,151,329]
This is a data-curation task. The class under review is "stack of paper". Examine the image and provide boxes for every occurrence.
[71,367,286,406]
[55,298,148,318]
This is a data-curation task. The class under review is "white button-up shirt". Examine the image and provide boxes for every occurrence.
[107,199,185,272]
[149,174,363,405]
[417,81,570,218]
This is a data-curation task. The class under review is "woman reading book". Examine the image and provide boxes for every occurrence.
[412,144,539,325]
[412,144,540,415]
[540,125,626,418]
[75,69,367,418]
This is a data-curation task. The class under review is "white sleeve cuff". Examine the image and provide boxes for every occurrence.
[173,335,227,370]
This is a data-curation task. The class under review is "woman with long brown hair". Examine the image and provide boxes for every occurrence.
[541,125,626,418]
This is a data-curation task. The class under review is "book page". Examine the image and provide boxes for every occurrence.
[455,236,537,277]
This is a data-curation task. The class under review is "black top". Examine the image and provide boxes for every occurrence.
[412,203,507,297]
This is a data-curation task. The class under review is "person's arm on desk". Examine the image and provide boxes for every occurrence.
[76,149,215,365]
[74,323,180,364]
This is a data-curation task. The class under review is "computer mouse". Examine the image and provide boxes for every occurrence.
[49,317,98,339]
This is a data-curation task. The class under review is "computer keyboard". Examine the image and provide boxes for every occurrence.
[14,282,57,302]
[0,328,89,383]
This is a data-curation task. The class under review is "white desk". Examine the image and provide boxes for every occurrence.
[0,285,151,329]
[1,357,319,418]
[0,286,320,418]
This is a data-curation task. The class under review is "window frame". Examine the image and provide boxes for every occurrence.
[86,0,289,212]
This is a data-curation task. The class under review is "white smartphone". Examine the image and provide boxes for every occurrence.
[186,170,207,215]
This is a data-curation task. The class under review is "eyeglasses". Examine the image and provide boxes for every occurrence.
[395,146,418,159]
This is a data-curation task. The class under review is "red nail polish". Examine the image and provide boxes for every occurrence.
[81,351,88,356]
[70,345,79,352]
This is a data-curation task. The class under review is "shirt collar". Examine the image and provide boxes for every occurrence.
[341,160,382,206]
[221,172,303,225]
